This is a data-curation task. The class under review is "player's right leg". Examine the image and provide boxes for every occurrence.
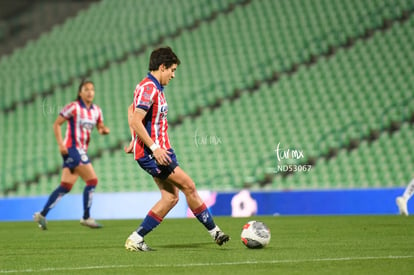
[125,178,179,251]
[33,168,77,230]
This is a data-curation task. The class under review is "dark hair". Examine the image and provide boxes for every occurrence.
[148,46,181,71]
[77,80,94,100]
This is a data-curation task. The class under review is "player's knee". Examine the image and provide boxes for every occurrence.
[86,178,98,187]
[170,195,179,207]
[163,194,179,208]
[181,181,197,197]
[60,182,73,192]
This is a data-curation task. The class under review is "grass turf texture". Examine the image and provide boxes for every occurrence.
[0,216,413,274]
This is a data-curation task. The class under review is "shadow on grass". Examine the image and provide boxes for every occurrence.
[157,242,213,249]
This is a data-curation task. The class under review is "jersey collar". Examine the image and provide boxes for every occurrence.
[147,73,164,91]
[78,98,94,110]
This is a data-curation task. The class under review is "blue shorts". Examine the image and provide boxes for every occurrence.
[62,147,90,172]
[137,149,179,180]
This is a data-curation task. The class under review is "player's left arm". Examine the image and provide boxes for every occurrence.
[96,107,110,135]
[97,121,110,135]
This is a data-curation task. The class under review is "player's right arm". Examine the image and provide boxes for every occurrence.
[129,108,172,166]
[53,115,68,155]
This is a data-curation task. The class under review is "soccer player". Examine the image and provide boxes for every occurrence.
[33,80,110,230]
[124,46,230,251]
[396,178,414,216]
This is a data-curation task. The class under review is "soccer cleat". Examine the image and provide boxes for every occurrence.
[125,231,153,252]
[33,212,47,230]
[214,231,230,246]
[396,196,409,216]
[80,218,103,228]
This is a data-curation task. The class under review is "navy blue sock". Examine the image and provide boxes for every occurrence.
[40,183,71,217]
[193,203,216,231]
[136,211,163,237]
[83,179,98,219]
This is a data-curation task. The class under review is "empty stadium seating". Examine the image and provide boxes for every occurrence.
[1,0,413,196]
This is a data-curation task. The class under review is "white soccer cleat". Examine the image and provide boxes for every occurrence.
[125,231,153,252]
[33,212,47,230]
[396,196,409,216]
[80,218,103,228]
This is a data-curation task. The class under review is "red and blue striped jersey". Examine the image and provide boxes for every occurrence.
[60,99,103,152]
[133,73,171,160]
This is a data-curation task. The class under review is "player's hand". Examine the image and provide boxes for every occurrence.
[99,126,110,135]
[59,144,68,155]
[153,148,172,166]
[124,139,134,154]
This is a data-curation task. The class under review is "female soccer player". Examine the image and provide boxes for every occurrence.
[33,80,110,230]
[124,47,230,251]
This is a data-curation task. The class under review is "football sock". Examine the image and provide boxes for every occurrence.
[40,182,72,217]
[208,226,222,239]
[403,178,414,200]
[83,179,98,219]
[193,203,216,231]
[136,210,163,237]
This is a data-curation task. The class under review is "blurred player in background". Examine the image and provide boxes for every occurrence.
[124,46,230,251]
[33,80,110,230]
[396,178,414,216]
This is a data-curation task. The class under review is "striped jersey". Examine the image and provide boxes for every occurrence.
[133,73,170,160]
[60,99,103,152]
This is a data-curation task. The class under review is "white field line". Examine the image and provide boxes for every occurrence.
[0,255,412,273]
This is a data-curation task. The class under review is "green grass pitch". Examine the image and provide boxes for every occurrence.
[0,216,413,274]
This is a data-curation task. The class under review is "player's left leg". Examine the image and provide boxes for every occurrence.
[396,178,414,216]
[75,163,102,228]
[401,178,414,201]
[166,167,230,245]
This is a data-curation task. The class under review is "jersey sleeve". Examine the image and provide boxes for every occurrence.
[134,84,157,111]
[59,102,76,119]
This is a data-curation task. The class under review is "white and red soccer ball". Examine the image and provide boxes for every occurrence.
[241,221,271,249]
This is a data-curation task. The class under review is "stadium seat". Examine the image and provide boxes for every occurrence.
[2,0,414,195]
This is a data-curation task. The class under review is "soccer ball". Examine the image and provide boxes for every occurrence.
[241,221,271,249]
